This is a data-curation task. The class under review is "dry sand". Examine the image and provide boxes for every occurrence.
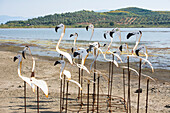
[0,45,170,113]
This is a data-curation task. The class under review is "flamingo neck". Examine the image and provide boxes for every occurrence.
[18,60,22,77]
[56,26,65,49]
[133,34,142,54]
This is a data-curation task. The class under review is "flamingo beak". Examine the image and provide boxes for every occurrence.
[70,34,74,37]
[109,31,114,38]
[135,49,140,56]
[103,44,106,47]
[55,26,60,32]
[119,45,123,52]
[86,26,89,31]
[54,61,61,66]
[104,33,107,39]
[13,56,18,62]
[73,52,80,57]
[22,51,26,59]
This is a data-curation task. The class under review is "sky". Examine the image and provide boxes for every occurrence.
[0,0,170,17]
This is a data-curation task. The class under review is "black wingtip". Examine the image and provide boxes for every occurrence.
[73,52,80,57]
[86,26,88,31]
[70,34,74,37]
[110,31,114,38]
[135,49,140,56]
[104,33,107,39]
[55,26,60,32]
[103,44,106,47]
[54,61,61,66]
[22,51,26,59]
[119,45,123,52]
[13,56,18,62]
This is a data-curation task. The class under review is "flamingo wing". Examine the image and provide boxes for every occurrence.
[31,78,48,97]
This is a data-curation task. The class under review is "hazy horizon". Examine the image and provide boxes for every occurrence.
[0,0,170,17]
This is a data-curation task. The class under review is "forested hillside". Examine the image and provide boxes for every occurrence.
[1,7,170,28]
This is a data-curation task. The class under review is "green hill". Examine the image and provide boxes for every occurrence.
[1,7,170,28]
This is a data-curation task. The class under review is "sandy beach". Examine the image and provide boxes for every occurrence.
[0,45,170,113]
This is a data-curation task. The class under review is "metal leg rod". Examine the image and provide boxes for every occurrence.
[146,79,149,113]
[65,81,69,113]
[24,81,26,113]
[137,58,142,113]
[37,87,39,113]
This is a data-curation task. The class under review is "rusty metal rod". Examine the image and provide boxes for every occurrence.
[81,69,83,105]
[92,48,96,111]
[60,55,63,112]
[110,54,114,111]
[137,58,142,113]
[37,87,39,113]
[24,81,26,113]
[123,68,126,110]
[65,81,69,113]
[62,75,66,108]
[97,75,100,113]
[127,56,131,113]
[78,55,81,99]
[60,79,62,113]
[87,81,90,113]
[146,79,149,113]
[108,61,111,97]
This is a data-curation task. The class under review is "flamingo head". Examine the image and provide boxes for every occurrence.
[55,23,65,32]
[14,55,22,62]
[70,33,78,37]
[22,46,29,59]
[86,24,94,31]
[54,60,65,66]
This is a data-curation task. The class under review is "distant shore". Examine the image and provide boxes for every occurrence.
[1,24,170,28]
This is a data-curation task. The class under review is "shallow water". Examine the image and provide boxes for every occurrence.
[0,28,170,70]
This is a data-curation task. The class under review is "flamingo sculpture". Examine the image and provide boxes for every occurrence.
[22,46,48,97]
[14,54,48,113]
[103,28,122,67]
[54,60,82,89]
[70,32,78,53]
[86,24,94,40]
[126,31,154,72]
[73,48,90,73]
[135,45,148,66]
[55,23,73,64]
[127,30,142,54]
[119,43,155,79]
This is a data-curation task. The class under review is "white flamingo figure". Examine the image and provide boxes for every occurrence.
[118,43,155,81]
[86,24,94,40]
[127,30,142,54]
[70,32,78,53]
[55,23,73,64]
[73,48,90,74]
[126,31,154,72]
[103,28,122,67]
[14,54,48,97]
[54,60,82,90]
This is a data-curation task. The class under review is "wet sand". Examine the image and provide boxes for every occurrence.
[0,45,170,113]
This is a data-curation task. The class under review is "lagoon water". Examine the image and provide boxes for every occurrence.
[0,28,170,70]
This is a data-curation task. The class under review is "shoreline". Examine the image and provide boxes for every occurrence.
[0,43,170,83]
